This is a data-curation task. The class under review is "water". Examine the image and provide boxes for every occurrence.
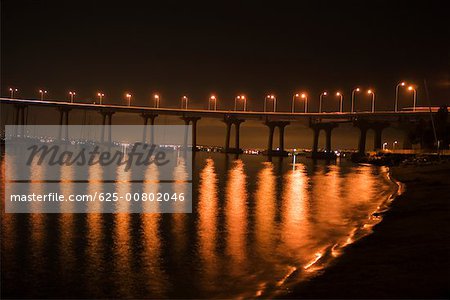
[1,151,397,298]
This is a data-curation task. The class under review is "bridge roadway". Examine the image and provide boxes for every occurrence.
[0,97,438,157]
[0,97,435,120]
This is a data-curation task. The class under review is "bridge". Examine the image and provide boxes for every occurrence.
[0,97,440,157]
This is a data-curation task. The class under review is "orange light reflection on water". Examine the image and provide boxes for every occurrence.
[225,159,248,273]
[255,162,276,260]
[198,158,219,288]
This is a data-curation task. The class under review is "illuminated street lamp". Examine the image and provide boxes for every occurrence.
[408,86,417,111]
[393,140,398,150]
[319,91,327,113]
[208,95,217,110]
[291,93,300,113]
[97,92,105,104]
[69,91,76,103]
[395,82,406,112]
[154,94,160,108]
[9,88,18,98]
[181,96,188,110]
[126,93,132,106]
[383,142,388,150]
[336,92,343,113]
[264,94,276,112]
[301,93,308,113]
[235,95,247,111]
[351,87,360,113]
[367,89,375,113]
[39,89,47,100]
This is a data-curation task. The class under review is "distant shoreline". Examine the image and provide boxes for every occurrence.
[282,161,450,299]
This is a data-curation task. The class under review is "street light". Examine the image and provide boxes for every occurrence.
[209,95,217,111]
[301,93,308,113]
[39,89,47,100]
[264,94,276,112]
[181,96,188,110]
[395,81,406,112]
[69,91,76,103]
[319,91,327,113]
[126,93,132,106]
[235,95,247,111]
[97,92,105,104]
[291,93,300,113]
[408,86,417,111]
[393,140,398,150]
[383,142,388,150]
[367,90,375,113]
[9,88,18,98]
[336,92,343,113]
[351,87,360,113]
[154,94,160,108]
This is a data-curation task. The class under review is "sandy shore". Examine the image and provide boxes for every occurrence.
[284,161,450,299]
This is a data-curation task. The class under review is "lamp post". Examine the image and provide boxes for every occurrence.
[291,93,300,113]
[209,95,217,111]
[393,140,398,150]
[264,94,276,112]
[351,87,360,113]
[264,95,268,112]
[408,86,417,111]
[383,142,388,150]
[154,94,160,108]
[126,93,132,106]
[319,91,327,113]
[395,81,406,112]
[39,89,47,100]
[97,92,104,104]
[301,93,308,113]
[367,90,375,113]
[69,91,76,103]
[234,95,246,111]
[181,96,188,110]
[9,88,18,98]
[336,92,343,113]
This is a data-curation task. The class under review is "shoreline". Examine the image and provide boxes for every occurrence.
[282,161,450,299]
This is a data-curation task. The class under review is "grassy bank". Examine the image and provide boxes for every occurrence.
[284,162,450,299]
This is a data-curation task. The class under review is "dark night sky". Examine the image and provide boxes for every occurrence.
[1,1,449,149]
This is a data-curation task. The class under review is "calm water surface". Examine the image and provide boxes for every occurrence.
[1,151,397,298]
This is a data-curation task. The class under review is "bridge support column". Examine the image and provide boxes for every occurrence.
[57,107,71,141]
[354,120,390,154]
[107,112,113,143]
[402,126,414,150]
[403,135,413,149]
[264,121,290,156]
[359,127,368,155]
[235,121,241,151]
[223,116,245,154]
[141,113,158,144]
[14,104,27,137]
[100,111,114,144]
[181,116,201,151]
[372,122,389,151]
[309,121,338,158]
[354,119,370,155]
[225,121,231,151]
[312,126,320,153]
[325,126,333,152]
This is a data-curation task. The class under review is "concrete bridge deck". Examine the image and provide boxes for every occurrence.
[0,97,437,122]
